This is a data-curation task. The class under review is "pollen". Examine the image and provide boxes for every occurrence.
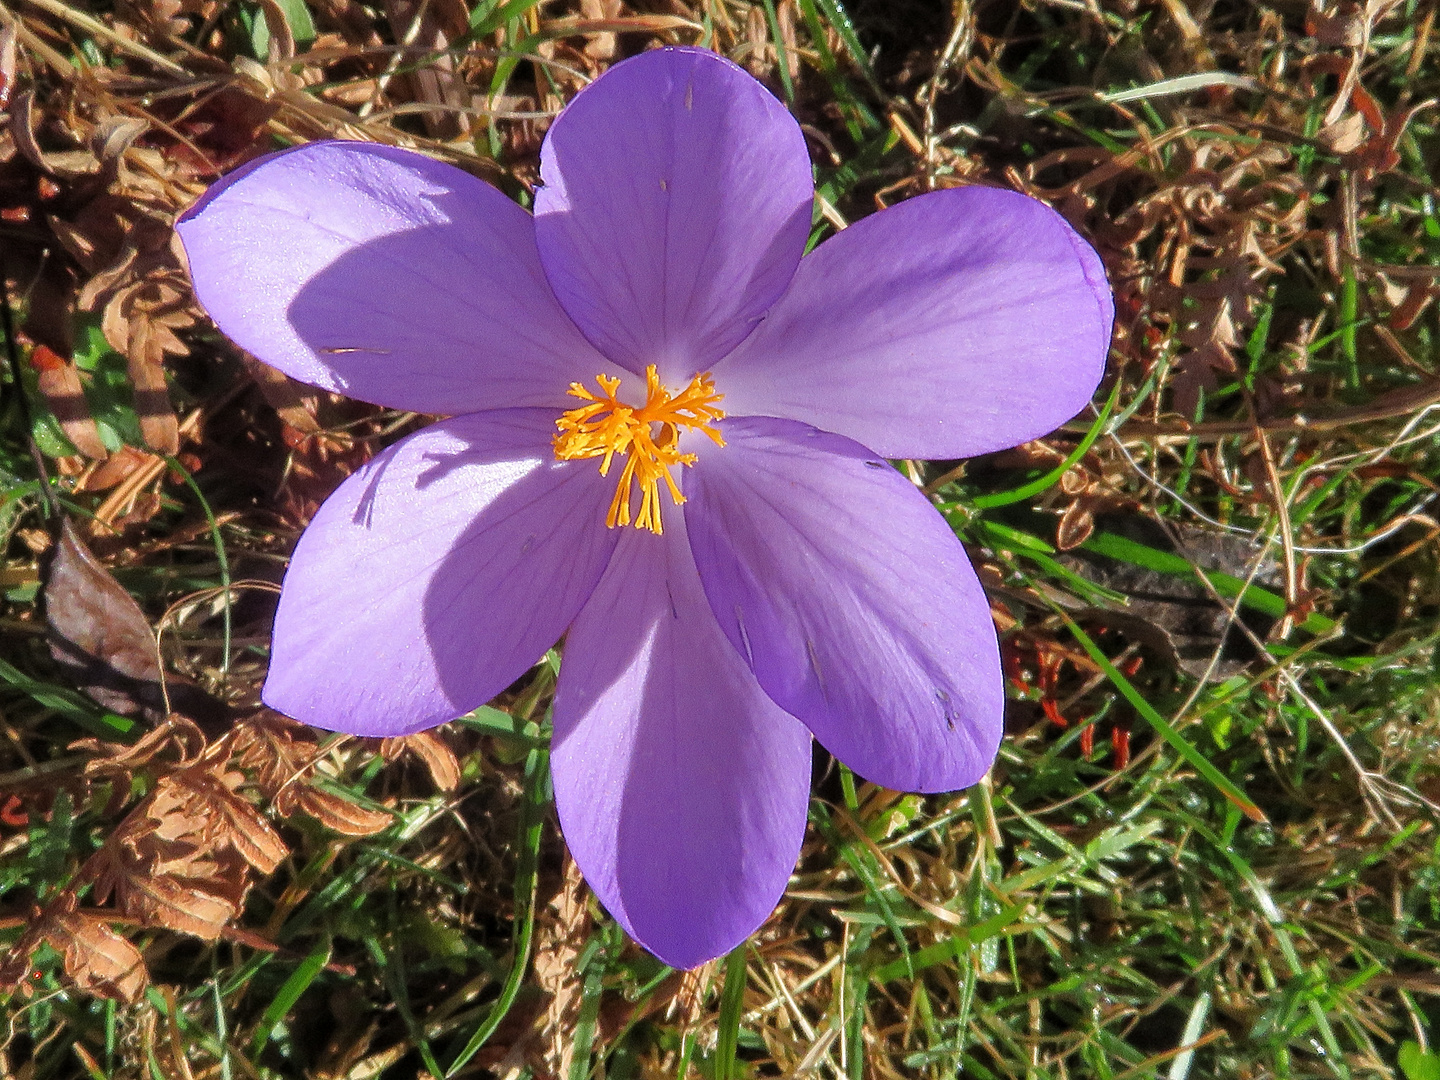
[553,365,726,535]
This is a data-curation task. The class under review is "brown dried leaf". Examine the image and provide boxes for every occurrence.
[380,731,460,792]
[1306,0,1365,47]
[1322,109,1367,153]
[49,905,148,1004]
[279,785,392,836]
[46,520,225,723]
[241,353,320,433]
[150,767,287,874]
[0,895,148,1004]
[127,342,180,455]
[90,835,241,940]
[30,344,108,460]
[1058,516,1278,679]
[77,445,160,493]
[47,518,167,719]
[76,716,208,791]
[1056,500,1096,551]
[53,197,190,454]
[232,709,322,796]
[10,89,55,175]
[1389,279,1437,331]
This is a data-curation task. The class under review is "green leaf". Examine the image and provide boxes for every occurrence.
[1400,1043,1440,1080]
[251,941,331,1054]
[469,0,546,36]
[715,945,749,1080]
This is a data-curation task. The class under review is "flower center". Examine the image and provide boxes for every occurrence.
[552,365,725,535]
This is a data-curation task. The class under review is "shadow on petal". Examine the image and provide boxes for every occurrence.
[286,217,616,416]
[551,521,812,969]
[266,410,619,737]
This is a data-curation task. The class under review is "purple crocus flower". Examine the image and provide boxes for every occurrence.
[176,46,1111,968]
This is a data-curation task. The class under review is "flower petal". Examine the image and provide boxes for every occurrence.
[263,410,619,736]
[178,141,612,415]
[551,515,812,969]
[716,187,1112,460]
[534,47,813,382]
[684,417,1003,793]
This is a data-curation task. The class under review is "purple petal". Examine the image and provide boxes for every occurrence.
[263,410,619,737]
[534,47,813,382]
[716,187,1113,460]
[684,417,1003,793]
[552,516,812,969]
[178,141,614,415]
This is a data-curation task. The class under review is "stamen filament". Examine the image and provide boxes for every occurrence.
[553,365,725,535]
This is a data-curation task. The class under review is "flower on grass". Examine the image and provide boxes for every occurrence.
[176,46,1112,968]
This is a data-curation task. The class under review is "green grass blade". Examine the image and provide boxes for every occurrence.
[250,941,330,1055]
[0,657,135,738]
[1060,615,1267,822]
[973,381,1120,508]
[445,730,549,1076]
[714,945,748,1080]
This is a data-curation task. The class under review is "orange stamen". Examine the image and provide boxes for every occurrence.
[553,365,725,535]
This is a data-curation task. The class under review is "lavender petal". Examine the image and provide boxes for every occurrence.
[178,141,616,415]
[264,409,619,736]
[534,47,813,383]
[685,416,1003,793]
[716,186,1113,460]
[552,514,812,969]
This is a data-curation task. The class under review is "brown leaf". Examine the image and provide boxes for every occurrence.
[47,519,167,718]
[232,710,322,796]
[1056,500,1096,551]
[1321,109,1367,153]
[234,710,390,834]
[240,354,320,433]
[0,895,148,1004]
[1306,0,1365,47]
[89,833,241,940]
[30,345,108,460]
[127,336,180,456]
[77,445,159,493]
[380,731,460,792]
[150,767,287,875]
[279,785,391,836]
[77,716,208,797]
[1057,516,1278,679]
[46,520,225,724]
[49,906,148,1004]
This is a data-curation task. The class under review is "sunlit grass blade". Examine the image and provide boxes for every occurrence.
[445,727,548,1076]
[1060,614,1267,822]
[250,941,330,1055]
[972,380,1120,508]
[714,945,748,1080]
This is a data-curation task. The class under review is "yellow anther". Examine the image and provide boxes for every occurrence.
[553,365,725,535]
